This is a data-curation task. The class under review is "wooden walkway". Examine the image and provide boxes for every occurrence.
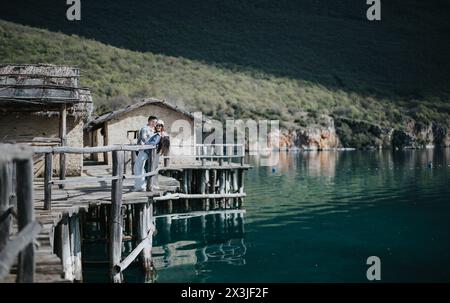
[1,143,248,283]
[2,164,179,283]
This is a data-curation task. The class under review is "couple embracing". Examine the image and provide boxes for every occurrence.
[133,115,170,191]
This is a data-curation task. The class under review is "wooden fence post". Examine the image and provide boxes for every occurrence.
[164,157,170,168]
[200,170,207,210]
[123,151,128,175]
[135,203,152,274]
[60,216,73,281]
[201,145,206,166]
[131,151,136,174]
[0,161,12,252]
[44,153,53,210]
[69,215,83,282]
[15,158,35,283]
[210,169,217,209]
[219,169,226,209]
[110,150,124,283]
[218,145,224,166]
[59,105,67,189]
[238,169,244,208]
[146,148,158,191]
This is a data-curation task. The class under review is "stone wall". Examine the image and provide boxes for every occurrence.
[0,111,84,176]
[88,104,195,163]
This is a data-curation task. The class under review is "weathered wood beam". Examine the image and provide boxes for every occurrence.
[114,237,152,274]
[33,144,157,154]
[0,221,42,281]
[131,151,136,174]
[44,153,53,210]
[59,104,67,189]
[133,203,154,275]
[110,150,124,283]
[15,158,35,283]
[69,215,82,282]
[153,192,246,201]
[0,161,12,252]
[200,170,207,210]
[60,216,73,281]
[103,122,109,165]
[146,149,158,191]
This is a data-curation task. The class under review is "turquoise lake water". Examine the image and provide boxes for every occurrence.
[85,149,450,282]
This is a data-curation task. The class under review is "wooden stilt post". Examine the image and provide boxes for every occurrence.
[210,169,217,210]
[70,215,83,282]
[15,158,35,283]
[123,151,128,174]
[167,199,173,214]
[103,122,109,165]
[126,205,133,237]
[131,151,136,174]
[200,169,207,210]
[225,171,231,208]
[97,205,104,237]
[146,148,158,191]
[218,145,224,166]
[44,153,53,210]
[238,169,244,208]
[59,105,67,189]
[146,200,154,281]
[240,144,245,165]
[219,169,225,209]
[204,169,210,210]
[183,170,189,211]
[0,161,12,252]
[164,156,170,168]
[135,203,152,274]
[60,216,74,281]
[201,145,207,166]
[232,169,238,208]
[110,150,124,283]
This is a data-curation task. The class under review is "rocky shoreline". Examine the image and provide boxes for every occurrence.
[270,113,450,151]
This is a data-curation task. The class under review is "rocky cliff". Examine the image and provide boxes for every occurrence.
[269,114,449,150]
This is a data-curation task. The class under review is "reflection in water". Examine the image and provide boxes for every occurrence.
[153,213,246,282]
[152,149,450,282]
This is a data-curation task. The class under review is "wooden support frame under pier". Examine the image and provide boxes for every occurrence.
[0,144,42,283]
[1,142,250,283]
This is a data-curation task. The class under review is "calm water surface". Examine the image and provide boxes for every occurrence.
[85,149,450,282]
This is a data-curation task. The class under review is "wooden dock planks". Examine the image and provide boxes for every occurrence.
[2,167,179,283]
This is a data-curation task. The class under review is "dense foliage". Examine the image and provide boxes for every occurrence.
[1,0,449,130]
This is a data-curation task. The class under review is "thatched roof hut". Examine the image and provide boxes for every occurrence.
[0,64,93,176]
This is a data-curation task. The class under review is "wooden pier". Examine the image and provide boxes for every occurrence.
[0,143,249,283]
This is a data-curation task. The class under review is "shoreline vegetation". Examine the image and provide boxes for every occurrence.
[1,2,449,150]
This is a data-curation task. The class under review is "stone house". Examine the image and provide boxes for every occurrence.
[83,98,197,164]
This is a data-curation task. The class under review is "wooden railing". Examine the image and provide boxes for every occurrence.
[0,144,42,283]
[161,143,246,167]
[33,144,159,211]
[33,144,159,283]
